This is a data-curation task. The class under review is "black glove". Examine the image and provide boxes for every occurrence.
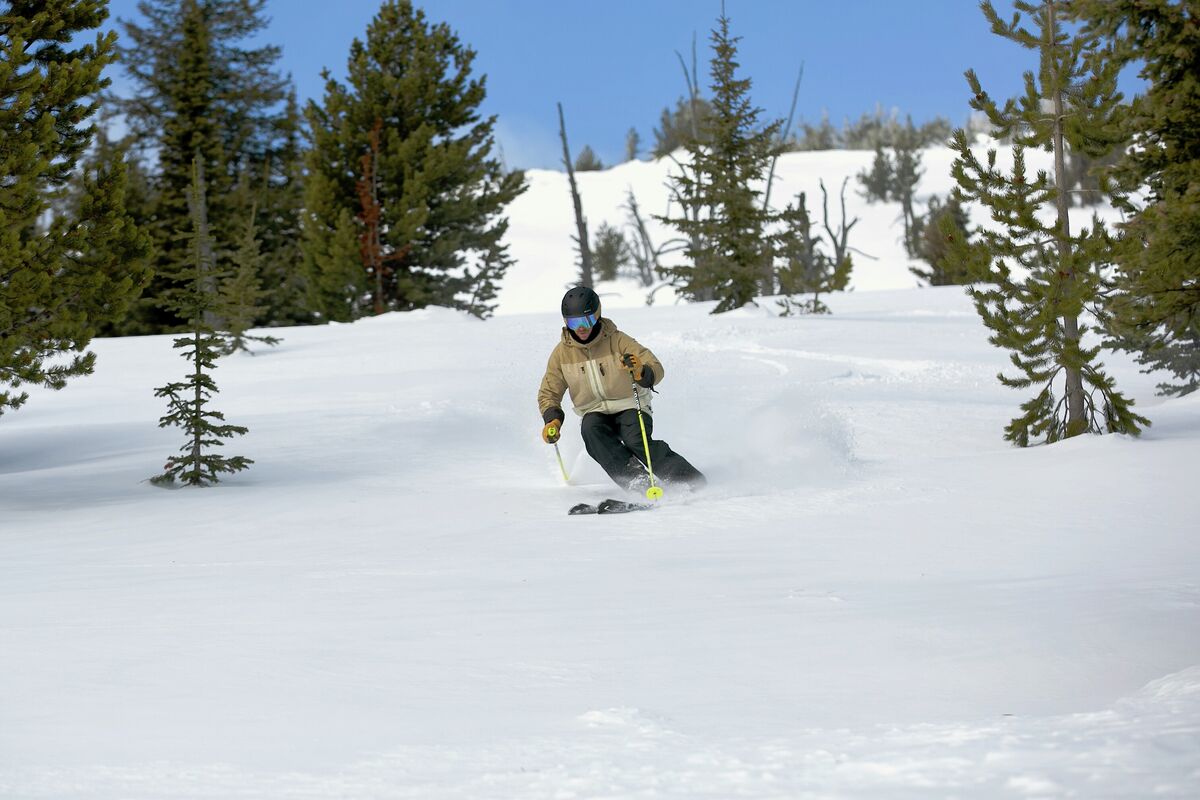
[622,354,654,387]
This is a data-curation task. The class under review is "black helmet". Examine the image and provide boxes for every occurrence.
[561,286,600,318]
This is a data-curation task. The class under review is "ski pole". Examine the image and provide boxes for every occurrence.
[626,364,663,501]
[547,425,570,482]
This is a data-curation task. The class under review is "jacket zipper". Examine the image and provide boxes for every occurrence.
[584,361,606,404]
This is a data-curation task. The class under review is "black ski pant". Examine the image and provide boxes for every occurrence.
[580,409,705,491]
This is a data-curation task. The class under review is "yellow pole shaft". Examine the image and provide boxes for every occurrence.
[635,407,657,487]
[553,442,570,482]
[628,370,662,500]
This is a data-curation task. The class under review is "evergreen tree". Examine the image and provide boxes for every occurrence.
[858,144,893,203]
[253,87,309,326]
[303,0,526,321]
[355,117,392,316]
[1,0,151,417]
[840,106,902,150]
[624,127,641,162]
[218,203,281,354]
[55,128,156,235]
[592,222,631,282]
[652,95,715,157]
[944,0,1147,445]
[910,193,973,286]
[462,238,512,319]
[788,110,950,153]
[776,191,852,315]
[658,8,785,312]
[1070,0,1200,397]
[917,117,954,147]
[141,0,229,333]
[152,159,252,486]
[791,112,839,151]
[111,0,289,334]
[114,0,287,169]
[857,116,926,255]
[890,117,924,255]
[574,144,603,172]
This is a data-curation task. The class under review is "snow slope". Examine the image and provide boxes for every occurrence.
[496,143,1064,315]
[2,149,1198,798]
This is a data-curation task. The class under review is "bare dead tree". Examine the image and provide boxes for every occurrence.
[776,189,848,316]
[763,63,804,214]
[820,176,874,268]
[760,63,805,294]
[776,179,876,315]
[675,33,702,146]
[660,35,714,301]
[557,102,593,287]
[623,188,686,288]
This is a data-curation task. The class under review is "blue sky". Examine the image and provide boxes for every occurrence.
[100,1,1132,169]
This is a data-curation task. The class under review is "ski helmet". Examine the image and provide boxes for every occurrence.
[561,286,600,318]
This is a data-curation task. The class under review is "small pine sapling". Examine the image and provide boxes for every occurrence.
[151,159,253,486]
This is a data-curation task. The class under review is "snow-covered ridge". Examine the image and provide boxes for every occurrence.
[496,144,1086,316]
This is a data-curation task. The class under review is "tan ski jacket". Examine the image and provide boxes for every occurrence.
[538,318,663,420]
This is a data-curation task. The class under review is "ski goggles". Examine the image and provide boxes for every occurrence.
[564,312,599,332]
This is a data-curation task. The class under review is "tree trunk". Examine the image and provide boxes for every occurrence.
[190,330,203,481]
[557,102,592,287]
[357,119,386,315]
[625,191,657,286]
[1047,1,1086,436]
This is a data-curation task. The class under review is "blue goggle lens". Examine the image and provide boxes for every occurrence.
[565,312,598,331]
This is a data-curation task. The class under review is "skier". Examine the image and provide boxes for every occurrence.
[538,286,705,493]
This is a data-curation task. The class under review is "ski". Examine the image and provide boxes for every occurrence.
[568,498,656,515]
[599,498,654,514]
